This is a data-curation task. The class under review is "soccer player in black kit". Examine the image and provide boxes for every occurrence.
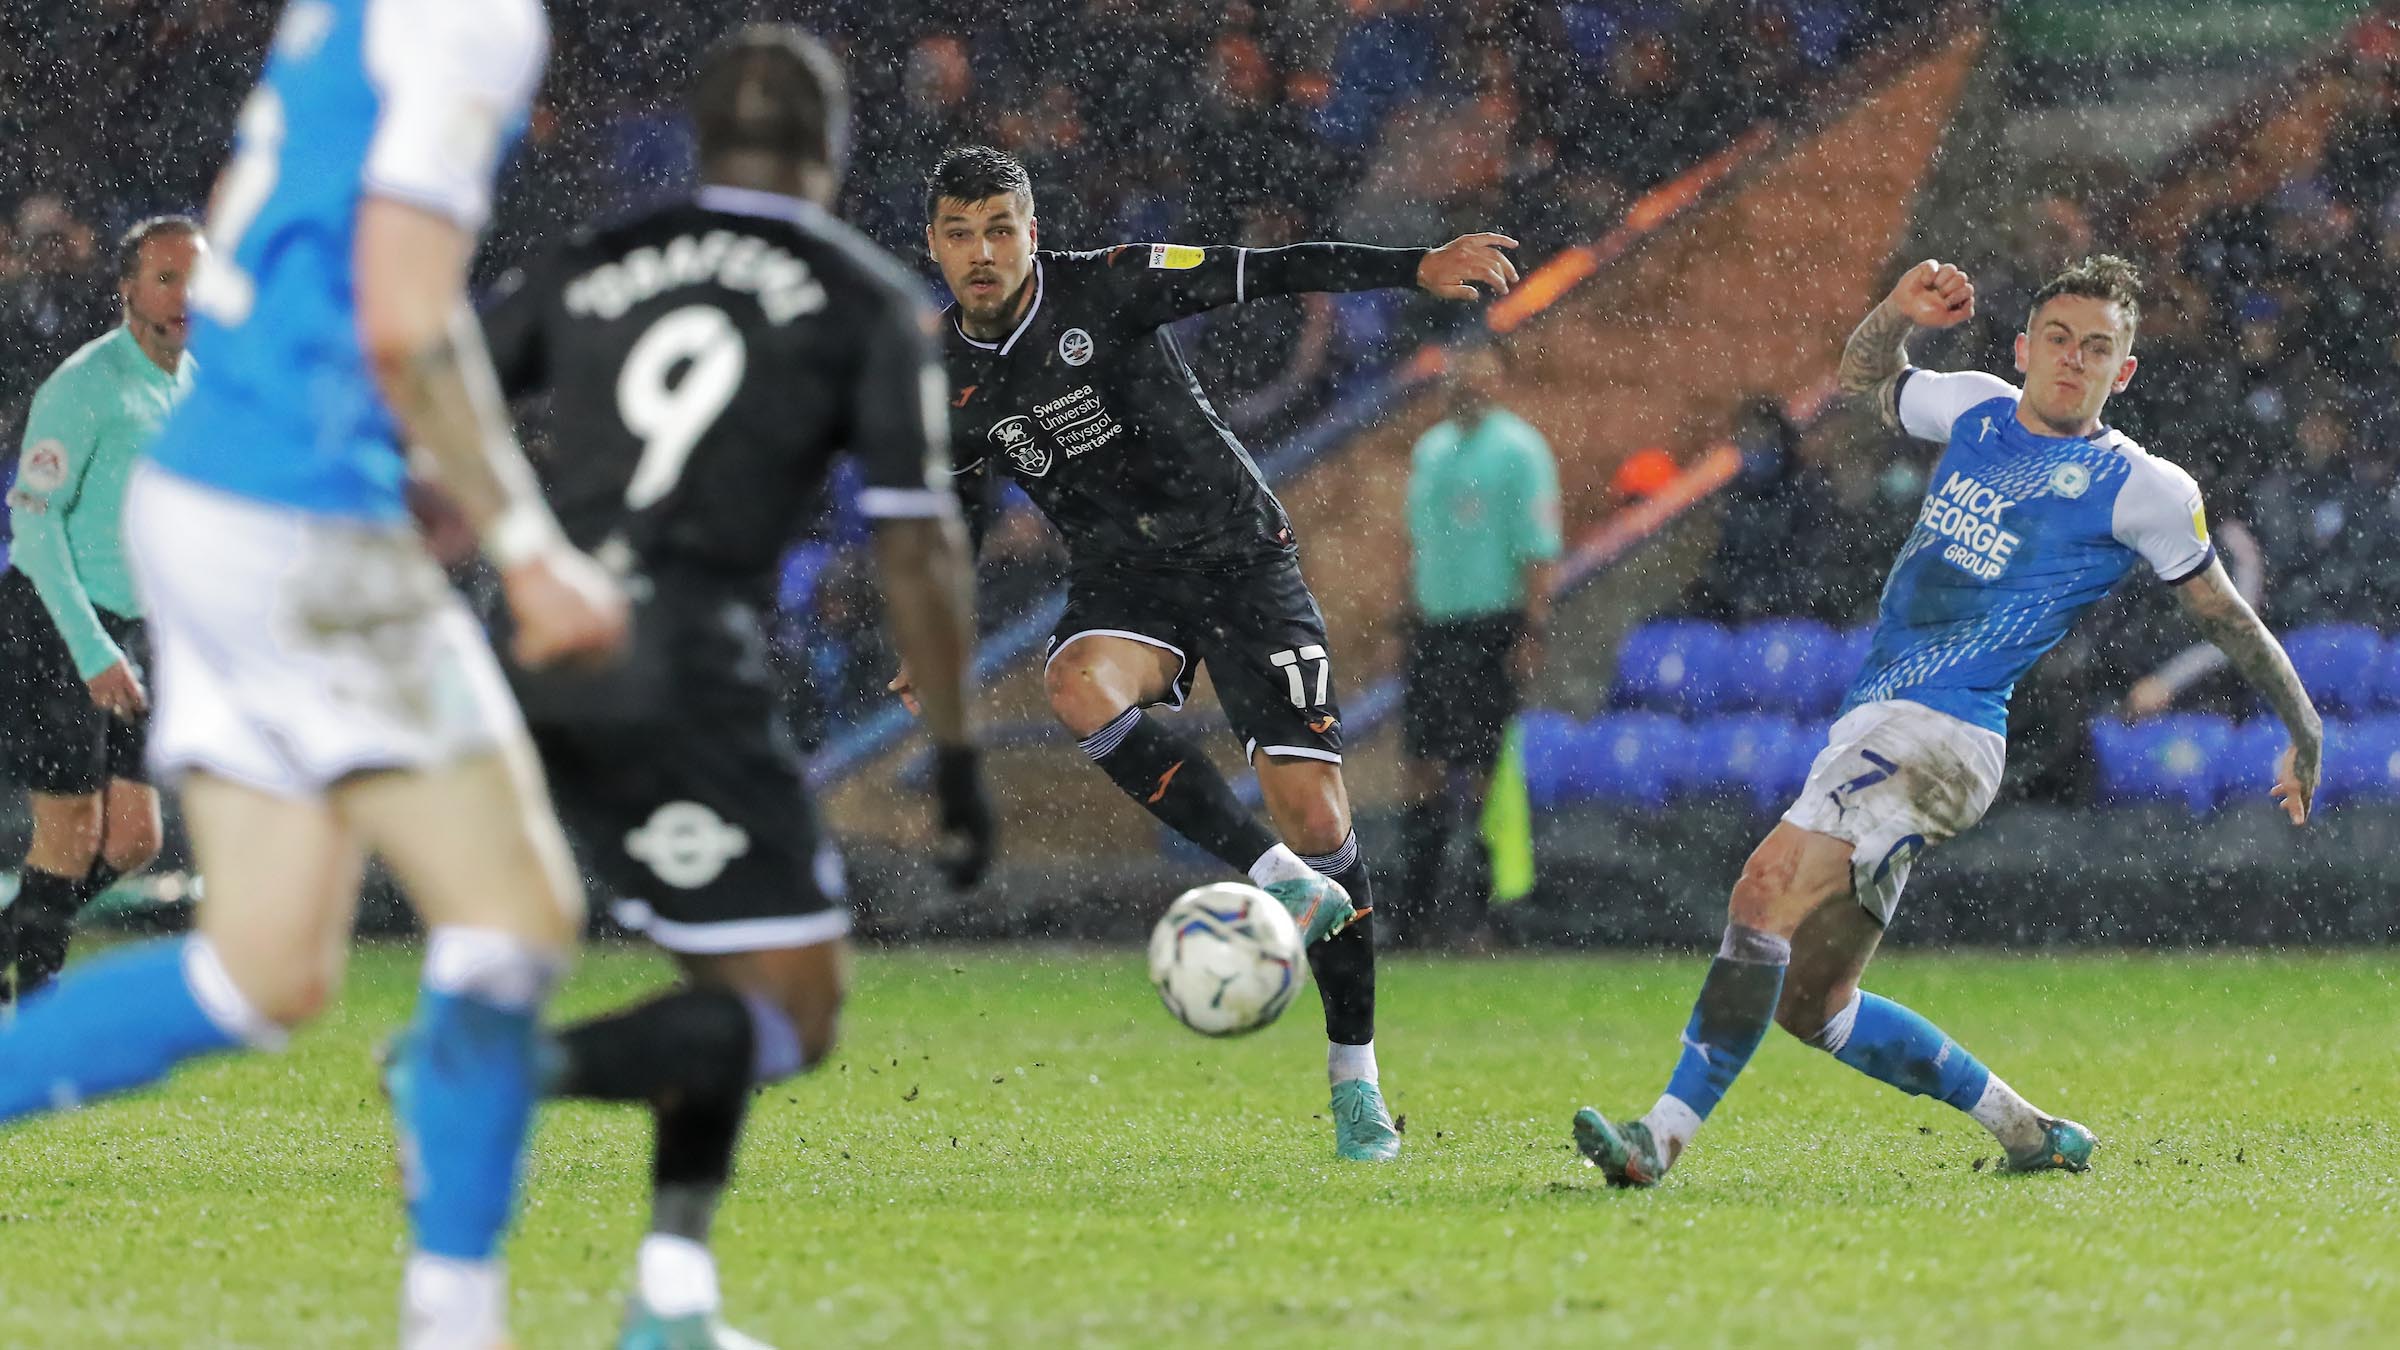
[476,29,992,1347]
[895,145,1517,1161]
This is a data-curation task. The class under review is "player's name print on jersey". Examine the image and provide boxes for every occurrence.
[563,231,827,324]
[1917,471,2024,581]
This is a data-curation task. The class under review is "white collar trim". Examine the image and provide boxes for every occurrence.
[955,259,1044,355]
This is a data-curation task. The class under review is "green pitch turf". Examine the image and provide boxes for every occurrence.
[1,946,2395,1348]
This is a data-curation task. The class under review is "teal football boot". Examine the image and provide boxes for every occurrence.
[1572,1106,1667,1188]
[619,1302,774,1350]
[1263,874,1359,946]
[2000,1115,2097,1174]
[1331,1078,1401,1161]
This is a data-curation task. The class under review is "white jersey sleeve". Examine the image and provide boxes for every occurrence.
[1895,368,2019,443]
[362,0,548,230]
[2111,448,2214,583]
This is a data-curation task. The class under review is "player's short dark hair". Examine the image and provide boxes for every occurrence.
[690,24,847,175]
[2029,254,2142,340]
[115,215,199,284]
[926,146,1034,222]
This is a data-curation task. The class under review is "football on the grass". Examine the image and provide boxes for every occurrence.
[1147,882,1306,1037]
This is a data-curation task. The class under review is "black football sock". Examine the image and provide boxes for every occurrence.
[80,859,121,903]
[1080,709,1277,871]
[1300,834,1376,1045]
[12,867,85,998]
[1395,800,1448,944]
[550,987,758,1242]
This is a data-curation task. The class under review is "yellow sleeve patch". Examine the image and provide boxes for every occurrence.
[1148,244,1205,271]
[2191,502,2209,544]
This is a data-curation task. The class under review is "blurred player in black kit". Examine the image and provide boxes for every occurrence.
[893,143,1516,1162]
[476,28,991,1347]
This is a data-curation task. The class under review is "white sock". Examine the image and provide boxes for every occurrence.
[1328,1039,1379,1086]
[1968,1073,2048,1155]
[1248,844,1316,889]
[1640,1095,1703,1167]
[637,1233,721,1319]
[402,1253,506,1350]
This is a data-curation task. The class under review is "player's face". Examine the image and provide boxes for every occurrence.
[928,194,1037,329]
[2013,294,2135,433]
[122,230,204,356]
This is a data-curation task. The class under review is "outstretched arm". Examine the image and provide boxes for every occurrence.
[2173,558,2322,824]
[1838,259,1976,430]
[1108,233,1518,327]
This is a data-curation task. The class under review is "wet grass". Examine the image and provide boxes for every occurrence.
[1,944,2394,1347]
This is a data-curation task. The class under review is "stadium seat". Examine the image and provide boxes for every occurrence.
[2090,714,2236,815]
[1573,712,1690,809]
[1731,620,1840,715]
[2371,633,2400,713]
[1610,619,1735,716]
[2322,717,2400,806]
[2281,624,2381,718]
[1830,627,1875,694]
[2224,718,2295,807]
[1519,710,1587,810]
[777,542,836,616]
[1684,715,1804,813]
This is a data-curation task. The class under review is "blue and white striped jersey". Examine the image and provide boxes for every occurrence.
[147,0,546,522]
[1842,368,2214,735]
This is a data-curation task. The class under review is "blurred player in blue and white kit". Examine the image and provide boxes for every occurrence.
[0,1,626,1344]
[1574,255,2323,1187]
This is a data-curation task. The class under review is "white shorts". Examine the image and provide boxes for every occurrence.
[125,464,525,799]
[1779,698,2006,925]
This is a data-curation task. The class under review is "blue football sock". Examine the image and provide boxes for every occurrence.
[1660,924,1790,1123]
[0,938,250,1122]
[1807,990,1991,1112]
[395,929,558,1262]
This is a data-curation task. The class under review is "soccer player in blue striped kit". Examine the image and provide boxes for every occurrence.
[0,2,627,1344]
[1574,255,2324,1185]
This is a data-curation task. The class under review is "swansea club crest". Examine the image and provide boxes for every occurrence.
[989,415,1052,477]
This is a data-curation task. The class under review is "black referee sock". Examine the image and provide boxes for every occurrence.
[11,867,86,999]
[1080,709,1278,872]
[1395,800,1449,944]
[551,987,758,1241]
[1300,834,1377,1046]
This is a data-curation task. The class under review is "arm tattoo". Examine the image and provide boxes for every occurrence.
[2181,567,2321,747]
[1837,299,1916,431]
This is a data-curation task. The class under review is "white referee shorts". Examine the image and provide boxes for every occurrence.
[124,464,525,799]
[1780,698,2006,925]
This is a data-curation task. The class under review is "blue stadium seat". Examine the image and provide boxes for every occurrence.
[1729,620,1839,715]
[2372,633,2400,713]
[1684,715,1804,813]
[2282,624,2381,718]
[1575,712,1690,809]
[1610,620,1735,716]
[2090,714,2236,815]
[2323,717,2400,806]
[2224,718,2295,807]
[1829,628,1875,695]
[1519,710,1587,810]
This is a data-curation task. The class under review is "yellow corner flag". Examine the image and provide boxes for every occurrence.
[1480,719,1536,904]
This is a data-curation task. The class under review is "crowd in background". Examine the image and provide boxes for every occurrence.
[44,0,2385,789]
[1670,42,2400,804]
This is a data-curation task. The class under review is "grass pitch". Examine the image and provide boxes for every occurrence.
[0,945,2395,1348]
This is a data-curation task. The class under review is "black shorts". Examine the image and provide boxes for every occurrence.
[504,574,846,954]
[1048,552,1344,762]
[0,568,150,795]
[1402,612,1525,769]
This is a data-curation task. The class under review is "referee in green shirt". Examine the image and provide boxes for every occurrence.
[1,216,200,997]
[1396,344,1561,947]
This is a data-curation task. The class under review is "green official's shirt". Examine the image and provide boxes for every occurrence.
[5,325,193,678]
[1406,408,1562,618]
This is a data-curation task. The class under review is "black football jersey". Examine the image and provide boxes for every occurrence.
[484,186,956,586]
[944,242,1422,569]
